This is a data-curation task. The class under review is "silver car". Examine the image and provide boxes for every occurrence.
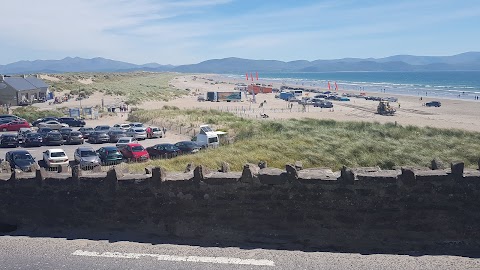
[74,146,101,169]
[125,127,147,140]
[37,120,69,130]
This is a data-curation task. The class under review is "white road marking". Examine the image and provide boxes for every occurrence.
[72,250,275,266]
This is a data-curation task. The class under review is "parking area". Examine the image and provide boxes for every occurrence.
[0,126,191,167]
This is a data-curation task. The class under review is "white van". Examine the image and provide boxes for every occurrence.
[194,125,219,148]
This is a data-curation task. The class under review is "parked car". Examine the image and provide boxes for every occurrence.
[0,120,30,132]
[65,131,84,145]
[94,125,111,131]
[37,120,68,130]
[146,143,181,158]
[113,123,131,131]
[42,149,69,168]
[32,117,59,127]
[426,101,442,107]
[129,122,145,128]
[107,130,127,143]
[97,146,124,165]
[58,117,86,127]
[74,146,101,169]
[147,126,163,139]
[0,134,19,148]
[37,127,54,138]
[5,150,36,172]
[119,143,149,162]
[314,101,334,108]
[44,131,64,146]
[174,141,201,154]
[88,131,110,144]
[126,127,147,140]
[78,127,94,139]
[23,132,44,147]
[59,127,73,140]
[116,137,137,149]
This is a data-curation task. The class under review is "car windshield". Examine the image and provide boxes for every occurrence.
[164,145,176,150]
[152,128,159,132]
[118,139,130,143]
[50,152,66,157]
[26,133,40,138]
[81,150,97,157]
[134,128,144,132]
[131,146,144,152]
[13,153,34,161]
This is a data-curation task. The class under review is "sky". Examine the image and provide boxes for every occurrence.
[1,0,479,65]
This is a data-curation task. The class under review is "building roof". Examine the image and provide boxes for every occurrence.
[3,76,48,92]
[24,77,49,88]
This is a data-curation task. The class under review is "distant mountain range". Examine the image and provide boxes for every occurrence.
[1,52,479,74]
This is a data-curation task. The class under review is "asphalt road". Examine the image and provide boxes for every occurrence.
[0,127,182,166]
[2,228,480,270]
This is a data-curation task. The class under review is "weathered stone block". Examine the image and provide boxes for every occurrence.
[193,165,210,182]
[431,158,445,170]
[35,168,46,187]
[240,163,259,184]
[298,169,339,184]
[400,168,416,186]
[451,161,464,177]
[203,172,241,185]
[151,167,166,189]
[219,162,230,173]
[258,161,267,169]
[340,166,355,185]
[294,161,303,171]
[185,163,195,173]
[285,164,298,181]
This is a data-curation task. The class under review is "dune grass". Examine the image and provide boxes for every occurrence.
[47,72,189,105]
[128,108,480,172]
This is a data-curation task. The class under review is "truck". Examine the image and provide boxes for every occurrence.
[206,91,242,102]
[279,92,294,101]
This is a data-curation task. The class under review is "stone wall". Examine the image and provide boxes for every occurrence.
[1,161,480,252]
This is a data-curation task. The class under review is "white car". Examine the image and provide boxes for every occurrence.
[148,126,164,138]
[116,137,137,149]
[42,149,69,167]
[38,121,69,130]
[126,127,147,140]
[113,123,131,131]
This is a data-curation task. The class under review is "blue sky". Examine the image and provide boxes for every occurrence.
[1,0,479,65]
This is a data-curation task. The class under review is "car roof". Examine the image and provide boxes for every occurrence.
[127,143,142,146]
[48,149,65,153]
[103,146,119,150]
[7,150,30,155]
[77,146,95,151]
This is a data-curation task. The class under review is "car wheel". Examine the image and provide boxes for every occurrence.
[2,128,6,132]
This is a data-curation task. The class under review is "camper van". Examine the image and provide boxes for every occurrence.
[194,125,220,148]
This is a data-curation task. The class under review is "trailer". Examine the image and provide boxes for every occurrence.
[206,91,242,102]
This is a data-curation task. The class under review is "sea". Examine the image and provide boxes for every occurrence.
[227,71,480,100]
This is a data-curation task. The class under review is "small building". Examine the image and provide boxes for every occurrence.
[0,74,49,106]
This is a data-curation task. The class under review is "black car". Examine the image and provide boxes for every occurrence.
[78,127,94,139]
[88,131,110,144]
[146,143,181,158]
[23,132,44,147]
[174,141,201,154]
[426,101,441,107]
[5,150,36,172]
[66,131,84,145]
[58,117,86,127]
[314,101,333,108]
[107,130,126,143]
[97,146,124,165]
[32,117,59,127]
[44,131,64,146]
[59,127,73,140]
[37,127,54,138]
[0,134,19,148]
[94,125,111,131]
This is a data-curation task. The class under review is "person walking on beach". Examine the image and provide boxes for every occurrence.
[162,126,167,137]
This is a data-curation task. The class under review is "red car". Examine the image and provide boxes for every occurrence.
[0,120,30,132]
[119,143,149,162]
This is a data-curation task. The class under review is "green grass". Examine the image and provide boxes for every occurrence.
[13,106,65,122]
[128,109,480,172]
[46,72,189,105]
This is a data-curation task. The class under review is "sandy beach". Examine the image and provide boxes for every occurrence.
[36,73,480,133]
